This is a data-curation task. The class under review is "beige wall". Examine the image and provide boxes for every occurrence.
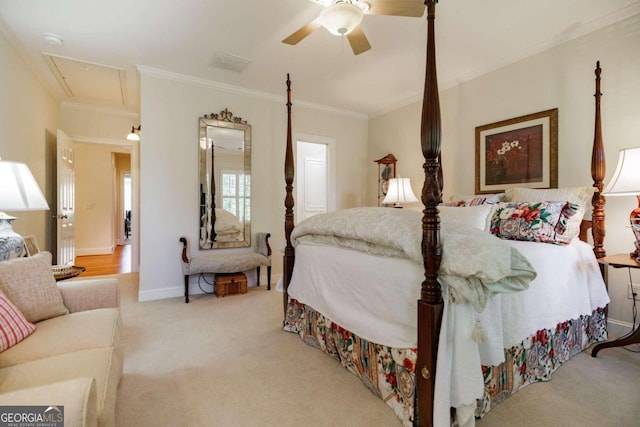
[369,13,640,327]
[137,71,368,301]
[0,29,59,253]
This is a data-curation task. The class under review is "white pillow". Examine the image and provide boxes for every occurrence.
[439,205,493,231]
[448,193,505,205]
[504,187,594,240]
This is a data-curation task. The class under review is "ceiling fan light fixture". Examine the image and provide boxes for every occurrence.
[319,2,364,36]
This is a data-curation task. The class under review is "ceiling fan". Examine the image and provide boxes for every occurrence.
[282,0,426,55]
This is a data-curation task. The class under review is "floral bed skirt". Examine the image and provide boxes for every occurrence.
[284,298,607,427]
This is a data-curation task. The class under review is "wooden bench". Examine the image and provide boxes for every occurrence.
[179,232,271,303]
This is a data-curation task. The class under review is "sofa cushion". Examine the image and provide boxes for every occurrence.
[0,291,36,351]
[0,347,123,427]
[0,377,97,427]
[58,278,121,313]
[0,307,120,369]
[0,252,69,322]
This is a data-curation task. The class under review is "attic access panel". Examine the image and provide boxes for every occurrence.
[43,54,127,105]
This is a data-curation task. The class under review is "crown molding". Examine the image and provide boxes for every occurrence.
[137,65,368,121]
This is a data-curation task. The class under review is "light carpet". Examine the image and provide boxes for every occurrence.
[111,273,640,426]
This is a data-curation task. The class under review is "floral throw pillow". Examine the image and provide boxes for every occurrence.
[489,201,579,244]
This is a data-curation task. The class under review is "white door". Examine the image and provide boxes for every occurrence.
[296,140,329,222]
[56,129,75,266]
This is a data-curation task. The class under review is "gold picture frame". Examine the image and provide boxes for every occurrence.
[475,108,558,194]
[23,235,40,256]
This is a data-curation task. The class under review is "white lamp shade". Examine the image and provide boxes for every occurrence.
[0,161,49,211]
[319,2,364,36]
[383,178,419,205]
[603,147,640,196]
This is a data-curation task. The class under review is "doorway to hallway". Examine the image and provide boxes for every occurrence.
[76,244,131,277]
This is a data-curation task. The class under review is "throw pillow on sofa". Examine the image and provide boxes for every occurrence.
[0,291,36,351]
[0,252,69,323]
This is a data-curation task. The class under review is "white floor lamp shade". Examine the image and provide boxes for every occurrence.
[0,160,50,261]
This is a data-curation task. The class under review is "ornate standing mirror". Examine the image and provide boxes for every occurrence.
[199,109,251,249]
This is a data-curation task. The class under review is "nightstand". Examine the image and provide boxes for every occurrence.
[591,254,640,357]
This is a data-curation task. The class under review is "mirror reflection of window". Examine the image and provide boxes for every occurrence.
[221,171,251,223]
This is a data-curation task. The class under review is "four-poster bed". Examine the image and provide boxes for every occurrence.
[281,2,608,426]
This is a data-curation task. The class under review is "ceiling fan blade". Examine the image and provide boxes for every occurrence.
[282,19,322,45]
[347,27,371,55]
[366,0,426,17]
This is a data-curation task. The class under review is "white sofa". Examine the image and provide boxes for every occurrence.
[0,252,122,427]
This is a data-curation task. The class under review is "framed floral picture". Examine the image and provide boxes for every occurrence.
[475,108,558,194]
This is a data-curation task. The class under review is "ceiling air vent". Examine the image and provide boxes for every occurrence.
[211,52,251,73]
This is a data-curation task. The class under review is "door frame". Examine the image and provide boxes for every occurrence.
[69,135,140,273]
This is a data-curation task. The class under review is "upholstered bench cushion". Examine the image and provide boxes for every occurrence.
[186,253,269,275]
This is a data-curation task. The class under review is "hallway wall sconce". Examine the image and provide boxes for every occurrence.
[127,125,141,141]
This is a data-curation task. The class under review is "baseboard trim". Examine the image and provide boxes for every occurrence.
[138,286,185,302]
[76,246,114,256]
[138,271,273,302]
[608,317,634,329]
[606,318,636,341]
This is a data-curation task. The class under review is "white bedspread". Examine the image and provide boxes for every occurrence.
[287,208,609,427]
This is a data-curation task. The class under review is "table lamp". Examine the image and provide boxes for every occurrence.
[0,160,50,261]
[602,147,640,259]
[382,177,418,208]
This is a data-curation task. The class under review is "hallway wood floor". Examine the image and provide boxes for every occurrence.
[75,244,131,277]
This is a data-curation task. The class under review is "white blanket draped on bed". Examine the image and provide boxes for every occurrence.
[292,207,536,312]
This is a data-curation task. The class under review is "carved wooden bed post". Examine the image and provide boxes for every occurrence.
[417,1,443,426]
[283,74,296,320]
[591,61,606,259]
